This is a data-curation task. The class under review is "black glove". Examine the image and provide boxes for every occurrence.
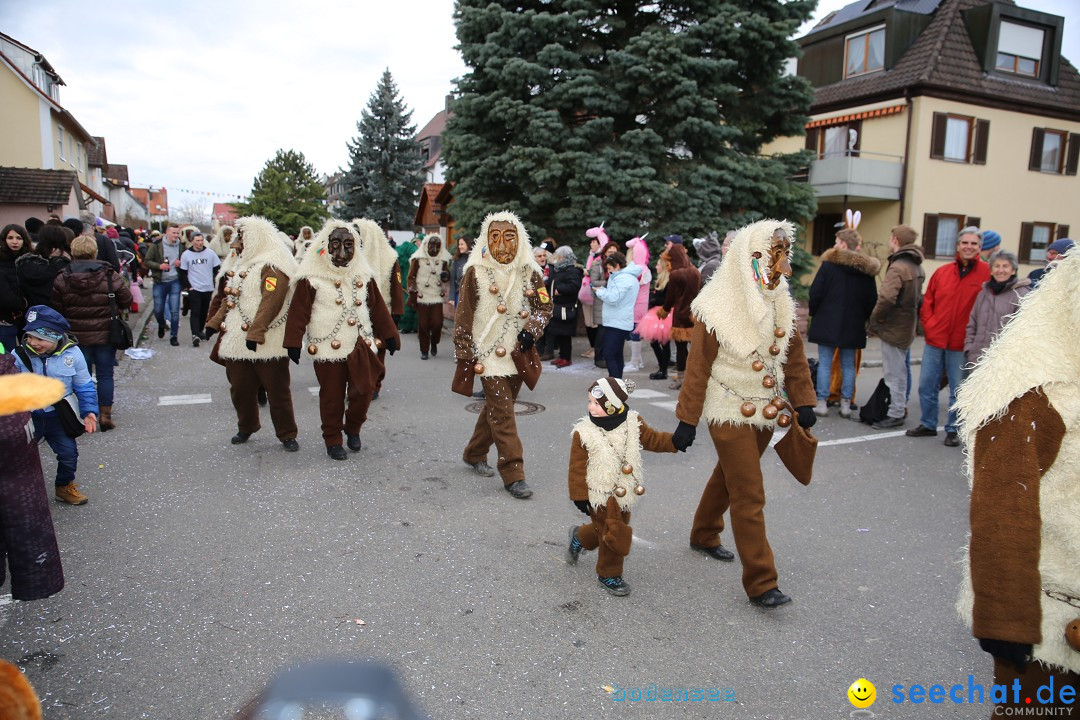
[287,347,301,365]
[517,330,535,351]
[440,271,450,283]
[202,326,217,339]
[573,500,592,516]
[384,337,397,355]
[796,405,817,429]
[672,421,696,452]
[245,340,258,352]
[979,638,1032,672]
[392,314,402,324]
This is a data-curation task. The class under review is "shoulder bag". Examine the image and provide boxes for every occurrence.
[106,272,133,350]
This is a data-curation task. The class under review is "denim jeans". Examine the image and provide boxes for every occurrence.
[917,343,965,433]
[33,410,78,487]
[601,326,630,378]
[80,344,116,406]
[816,345,856,401]
[153,278,181,337]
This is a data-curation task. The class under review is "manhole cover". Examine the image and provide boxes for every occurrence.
[464,400,546,416]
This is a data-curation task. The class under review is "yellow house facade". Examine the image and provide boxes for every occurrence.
[766,0,1080,277]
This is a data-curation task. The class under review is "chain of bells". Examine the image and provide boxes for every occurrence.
[220,266,289,334]
[713,325,795,428]
[304,278,376,355]
[470,267,534,374]
[416,259,447,303]
[1044,590,1080,652]
[605,429,646,499]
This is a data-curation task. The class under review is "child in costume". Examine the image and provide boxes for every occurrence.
[566,377,688,595]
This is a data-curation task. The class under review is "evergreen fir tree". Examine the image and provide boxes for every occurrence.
[234,149,329,236]
[339,69,423,229]
[443,0,817,246]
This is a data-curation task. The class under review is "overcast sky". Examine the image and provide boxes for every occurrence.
[1,0,1077,212]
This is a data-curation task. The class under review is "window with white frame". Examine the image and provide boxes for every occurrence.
[930,113,990,165]
[57,126,65,160]
[845,26,885,78]
[922,213,981,259]
[997,21,1043,77]
[1029,128,1079,175]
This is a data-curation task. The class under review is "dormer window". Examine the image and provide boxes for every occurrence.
[845,26,885,78]
[996,21,1043,77]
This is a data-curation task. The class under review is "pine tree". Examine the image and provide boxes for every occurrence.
[443,0,817,246]
[234,149,329,236]
[339,69,423,229]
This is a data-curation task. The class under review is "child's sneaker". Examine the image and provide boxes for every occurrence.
[567,526,583,564]
[598,575,630,596]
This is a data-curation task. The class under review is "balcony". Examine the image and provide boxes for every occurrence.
[808,150,904,202]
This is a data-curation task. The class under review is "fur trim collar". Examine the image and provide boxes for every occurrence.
[465,211,543,276]
[692,219,797,359]
[410,236,452,264]
[235,216,299,276]
[821,247,881,276]
[295,220,374,282]
[573,411,645,511]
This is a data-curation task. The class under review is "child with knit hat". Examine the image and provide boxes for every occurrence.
[566,377,690,595]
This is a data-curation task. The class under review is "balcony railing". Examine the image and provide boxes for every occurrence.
[808,150,904,202]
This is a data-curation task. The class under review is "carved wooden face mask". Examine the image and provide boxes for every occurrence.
[328,228,355,268]
[427,237,442,256]
[765,228,792,290]
[487,220,519,265]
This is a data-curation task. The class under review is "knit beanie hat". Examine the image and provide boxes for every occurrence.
[665,234,684,245]
[981,230,1002,252]
[1048,238,1074,256]
[589,377,634,415]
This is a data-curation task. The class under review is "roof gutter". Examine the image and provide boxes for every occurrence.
[899,88,913,225]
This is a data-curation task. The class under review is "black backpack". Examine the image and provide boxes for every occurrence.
[858,379,891,424]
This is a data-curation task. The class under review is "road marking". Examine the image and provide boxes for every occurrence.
[650,401,678,411]
[770,427,922,448]
[157,394,213,406]
[308,386,320,395]
[631,389,669,399]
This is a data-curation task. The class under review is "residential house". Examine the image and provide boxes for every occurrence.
[414,182,454,246]
[418,104,448,184]
[131,187,170,227]
[211,202,239,234]
[0,166,85,227]
[764,0,1080,276]
[322,172,346,217]
[103,163,150,228]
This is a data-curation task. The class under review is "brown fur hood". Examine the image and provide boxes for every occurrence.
[821,247,881,277]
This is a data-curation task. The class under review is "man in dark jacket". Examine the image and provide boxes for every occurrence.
[906,227,989,446]
[867,225,925,429]
[808,228,880,418]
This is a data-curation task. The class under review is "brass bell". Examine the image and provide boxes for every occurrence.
[497,304,507,314]
[524,288,535,297]
[424,281,430,288]
[239,271,248,279]
[519,310,529,319]
[752,359,765,372]
[334,280,342,288]
[356,280,364,288]
[762,404,779,420]
[375,338,384,349]
[774,327,787,338]
[418,293,424,300]
[494,346,507,358]
[614,486,627,498]
[621,464,633,475]
[241,322,250,332]
[473,362,485,374]
[740,402,757,417]
[768,344,781,356]
[776,413,792,428]
[489,284,499,294]
[1066,618,1080,652]
[226,270,235,278]
[307,344,318,355]
[634,485,645,496]
[335,297,344,305]
[223,287,232,296]
[762,375,776,389]
[347,317,357,326]
[354,299,363,306]
[771,396,786,408]
[441,291,446,297]
[226,299,236,308]
[331,340,342,350]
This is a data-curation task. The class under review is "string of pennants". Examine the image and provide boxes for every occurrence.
[132,184,249,201]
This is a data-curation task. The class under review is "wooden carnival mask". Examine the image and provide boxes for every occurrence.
[328,227,355,268]
[487,220,519,265]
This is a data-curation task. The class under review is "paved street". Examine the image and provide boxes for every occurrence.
[1,311,987,719]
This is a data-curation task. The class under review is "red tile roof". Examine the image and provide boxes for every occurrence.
[212,203,239,225]
[417,109,447,141]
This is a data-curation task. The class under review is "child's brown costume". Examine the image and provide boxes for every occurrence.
[406,233,452,356]
[568,409,676,578]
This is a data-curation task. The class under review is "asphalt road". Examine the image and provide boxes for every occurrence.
[1,315,991,719]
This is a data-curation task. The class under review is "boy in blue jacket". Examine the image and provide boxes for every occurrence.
[13,305,98,505]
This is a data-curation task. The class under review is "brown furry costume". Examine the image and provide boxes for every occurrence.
[353,219,405,395]
[407,234,452,355]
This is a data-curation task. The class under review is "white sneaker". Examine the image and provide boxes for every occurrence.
[814,400,829,417]
[839,399,852,418]
[623,362,642,372]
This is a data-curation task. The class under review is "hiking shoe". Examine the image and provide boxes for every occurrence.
[347,434,362,451]
[750,588,791,608]
[231,431,251,444]
[327,445,348,461]
[814,400,829,417]
[467,460,495,477]
[944,431,961,447]
[505,480,533,499]
[169,336,179,346]
[281,438,299,452]
[649,370,667,380]
[567,526,583,565]
[872,416,905,430]
[598,576,630,596]
[55,483,88,505]
[905,425,937,438]
[430,344,437,357]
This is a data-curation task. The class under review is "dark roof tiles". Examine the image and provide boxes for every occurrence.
[0,167,80,205]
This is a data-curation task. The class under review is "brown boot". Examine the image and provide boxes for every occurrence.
[99,405,115,431]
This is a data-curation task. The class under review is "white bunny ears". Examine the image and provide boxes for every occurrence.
[845,209,862,230]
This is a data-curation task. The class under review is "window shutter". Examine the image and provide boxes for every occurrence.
[967,216,981,230]
[1057,224,1070,240]
[1029,128,1045,171]
[805,127,820,155]
[930,113,947,159]
[1018,223,1034,263]
[1066,133,1080,176]
[973,120,990,165]
[923,214,939,258]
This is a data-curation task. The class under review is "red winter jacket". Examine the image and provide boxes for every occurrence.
[919,257,990,351]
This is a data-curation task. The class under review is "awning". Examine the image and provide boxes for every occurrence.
[806,104,906,129]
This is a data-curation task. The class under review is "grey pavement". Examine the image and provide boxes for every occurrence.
[1,304,988,719]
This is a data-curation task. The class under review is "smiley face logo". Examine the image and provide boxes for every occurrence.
[847,678,876,708]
